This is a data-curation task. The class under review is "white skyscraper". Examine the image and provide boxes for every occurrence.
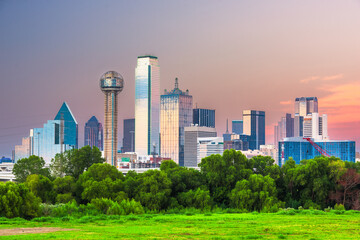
[135,56,160,155]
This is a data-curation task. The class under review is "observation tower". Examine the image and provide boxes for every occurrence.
[100,71,124,166]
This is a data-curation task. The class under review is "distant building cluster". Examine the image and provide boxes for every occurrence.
[10,56,356,171]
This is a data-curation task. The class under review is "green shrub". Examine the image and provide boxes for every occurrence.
[56,193,74,203]
[334,203,345,211]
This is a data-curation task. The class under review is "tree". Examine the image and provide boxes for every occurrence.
[200,149,253,206]
[53,176,76,203]
[331,169,360,209]
[50,146,105,179]
[26,174,56,203]
[77,163,125,202]
[135,170,172,210]
[251,155,280,180]
[0,182,41,219]
[178,188,212,210]
[229,174,280,211]
[13,155,50,183]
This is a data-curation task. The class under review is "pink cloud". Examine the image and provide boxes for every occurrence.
[280,100,292,105]
[300,74,344,84]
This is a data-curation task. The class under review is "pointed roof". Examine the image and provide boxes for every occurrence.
[88,116,99,123]
[54,102,78,124]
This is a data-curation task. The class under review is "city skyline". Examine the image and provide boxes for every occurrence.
[1,1,360,157]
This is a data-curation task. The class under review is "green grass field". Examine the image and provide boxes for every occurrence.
[0,212,359,239]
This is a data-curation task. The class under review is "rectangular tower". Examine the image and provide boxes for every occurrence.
[135,56,160,155]
[232,120,243,134]
[193,108,215,128]
[160,78,193,166]
[243,110,265,150]
[122,118,135,153]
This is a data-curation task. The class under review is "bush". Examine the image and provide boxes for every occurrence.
[334,203,345,211]
[56,193,74,203]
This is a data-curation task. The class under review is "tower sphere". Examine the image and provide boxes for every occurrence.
[100,71,124,93]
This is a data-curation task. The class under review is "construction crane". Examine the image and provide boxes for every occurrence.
[303,138,330,157]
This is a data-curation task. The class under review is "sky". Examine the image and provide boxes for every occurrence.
[1,0,360,157]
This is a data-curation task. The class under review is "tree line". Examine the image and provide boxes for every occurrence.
[3,146,360,218]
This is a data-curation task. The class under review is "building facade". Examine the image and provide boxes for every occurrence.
[122,118,135,153]
[160,78,193,166]
[14,136,31,162]
[184,126,217,167]
[243,110,265,150]
[197,137,224,164]
[278,137,355,167]
[135,56,160,155]
[84,116,103,150]
[295,97,318,117]
[193,108,215,128]
[232,120,243,134]
[54,102,78,149]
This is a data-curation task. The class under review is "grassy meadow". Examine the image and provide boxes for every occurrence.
[0,211,359,239]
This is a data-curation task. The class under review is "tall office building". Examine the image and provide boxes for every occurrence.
[243,110,265,150]
[122,118,135,153]
[14,136,31,162]
[193,108,215,128]
[160,78,193,166]
[135,56,160,155]
[84,116,103,150]
[294,115,304,137]
[232,120,243,134]
[303,113,328,140]
[100,71,124,166]
[184,126,217,167]
[294,97,318,117]
[54,102,78,149]
[274,113,294,147]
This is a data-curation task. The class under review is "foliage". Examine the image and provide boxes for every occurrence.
[26,174,56,203]
[135,170,171,210]
[229,174,282,211]
[200,149,253,206]
[177,188,212,210]
[50,146,105,179]
[0,182,41,219]
[12,155,50,183]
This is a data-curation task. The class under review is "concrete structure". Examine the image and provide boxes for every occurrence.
[160,78,192,166]
[197,137,224,164]
[100,71,124,166]
[243,110,265,150]
[303,113,328,140]
[84,116,103,150]
[274,113,294,148]
[14,136,31,162]
[295,97,318,117]
[260,144,278,164]
[193,108,215,128]
[232,120,243,134]
[135,56,160,156]
[184,125,217,167]
[278,137,355,167]
[224,134,250,151]
[122,118,135,153]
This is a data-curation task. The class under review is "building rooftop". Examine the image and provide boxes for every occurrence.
[138,55,158,59]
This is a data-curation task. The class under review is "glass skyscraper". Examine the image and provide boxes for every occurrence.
[294,97,318,117]
[54,102,78,148]
[122,118,135,153]
[84,116,103,150]
[135,56,160,155]
[193,108,215,128]
[279,138,356,167]
[160,78,193,166]
[243,110,265,150]
[232,120,243,134]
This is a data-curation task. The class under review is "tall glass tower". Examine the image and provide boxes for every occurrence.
[243,110,265,150]
[135,56,160,155]
[84,116,103,150]
[160,78,192,165]
[100,71,124,166]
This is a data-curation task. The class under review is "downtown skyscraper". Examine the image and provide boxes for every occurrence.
[84,116,103,150]
[243,110,265,150]
[160,78,192,166]
[135,56,160,155]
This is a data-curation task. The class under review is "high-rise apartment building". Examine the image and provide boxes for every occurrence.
[243,110,265,150]
[193,108,215,128]
[84,116,103,150]
[184,126,217,167]
[135,56,160,155]
[232,120,243,134]
[122,118,135,153]
[160,78,193,166]
[100,71,124,166]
